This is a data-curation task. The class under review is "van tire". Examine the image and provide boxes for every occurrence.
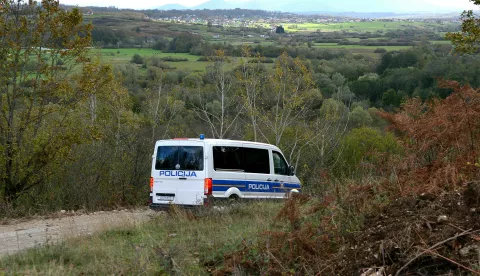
[229,194,240,201]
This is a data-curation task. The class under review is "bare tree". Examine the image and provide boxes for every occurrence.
[193,50,243,138]
[143,72,182,142]
[236,45,266,141]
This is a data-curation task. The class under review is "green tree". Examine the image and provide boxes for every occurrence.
[260,52,314,146]
[152,38,168,51]
[319,98,348,123]
[349,107,373,128]
[131,53,144,64]
[0,0,92,204]
[446,0,480,53]
[182,73,203,88]
[382,88,400,107]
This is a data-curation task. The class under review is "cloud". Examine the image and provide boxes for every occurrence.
[423,0,477,9]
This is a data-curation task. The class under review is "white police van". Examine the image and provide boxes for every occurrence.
[149,135,301,209]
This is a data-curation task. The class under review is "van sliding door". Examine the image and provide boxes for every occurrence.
[243,145,275,198]
[212,146,246,196]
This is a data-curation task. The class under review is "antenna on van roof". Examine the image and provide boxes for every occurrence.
[199,134,205,140]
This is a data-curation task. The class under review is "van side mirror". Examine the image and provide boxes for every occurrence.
[288,165,295,176]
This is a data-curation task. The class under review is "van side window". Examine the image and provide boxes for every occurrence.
[244,147,270,174]
[273,151,289,175]
[155,146,203,171]
[213,146,244,171]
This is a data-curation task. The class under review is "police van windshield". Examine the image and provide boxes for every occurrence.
[155,146,203,171]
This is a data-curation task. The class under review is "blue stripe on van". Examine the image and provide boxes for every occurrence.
[212,179,301,193]
[212,180,246,192]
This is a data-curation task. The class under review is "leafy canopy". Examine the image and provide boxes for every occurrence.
[446,0,480,53]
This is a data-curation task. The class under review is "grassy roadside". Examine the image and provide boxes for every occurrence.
[0,201,283,275]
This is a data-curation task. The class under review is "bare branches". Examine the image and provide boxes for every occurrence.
[395,229,478,276]
[192,51,243,139]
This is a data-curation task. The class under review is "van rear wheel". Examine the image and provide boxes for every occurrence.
[229,194,239,201]
[227,194,240,206]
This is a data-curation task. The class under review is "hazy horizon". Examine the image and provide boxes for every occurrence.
[60,0,478,13]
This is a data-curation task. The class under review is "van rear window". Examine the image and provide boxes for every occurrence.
[155,146,203,171]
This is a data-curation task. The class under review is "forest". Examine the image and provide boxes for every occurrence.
[1,0,480,274]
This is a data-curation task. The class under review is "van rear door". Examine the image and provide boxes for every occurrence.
[152,140,205,206]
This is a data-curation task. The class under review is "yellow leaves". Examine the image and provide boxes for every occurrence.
[269,52,314,110]
[215,49,225,57]
[76,61,114,97]
[466,162,480,168]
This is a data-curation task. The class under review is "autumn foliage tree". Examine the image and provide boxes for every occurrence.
[0,0,92,204]
[380,81,480,194]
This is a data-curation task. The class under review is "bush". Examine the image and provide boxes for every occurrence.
[160,57,188,62]
[349,106,373,128]
[130,53,143,64]
[380,81,480,193]
[374,48,387,54]
[333,127,401,178]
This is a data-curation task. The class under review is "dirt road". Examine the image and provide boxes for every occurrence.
[0,208,160,257]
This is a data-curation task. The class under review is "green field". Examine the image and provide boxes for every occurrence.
[280,21,445,33]
[90,48,208,72]
[93,49,199,62]
[314,43,412,51]
[88,43,409,73]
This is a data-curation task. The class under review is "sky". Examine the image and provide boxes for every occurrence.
[59,0,478,11]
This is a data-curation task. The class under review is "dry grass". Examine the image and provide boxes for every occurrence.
[0,201,282,275]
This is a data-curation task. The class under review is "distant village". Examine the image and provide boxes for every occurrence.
[146,13,460,28]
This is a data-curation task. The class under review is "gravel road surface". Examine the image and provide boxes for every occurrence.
[0,209,160,257]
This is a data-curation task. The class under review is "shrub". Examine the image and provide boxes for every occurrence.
[332,127,401,178]
[130,53,143,64]
[380,80,480,194]
[160,57,188,62]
